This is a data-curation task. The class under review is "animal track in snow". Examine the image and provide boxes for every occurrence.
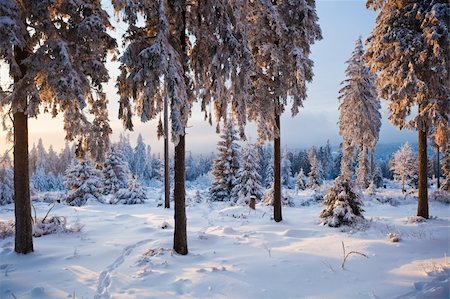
[94,239,151,299]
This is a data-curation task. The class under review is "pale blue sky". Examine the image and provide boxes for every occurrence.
[0,0,416,155]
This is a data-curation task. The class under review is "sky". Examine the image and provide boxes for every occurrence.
[0,0,417,155]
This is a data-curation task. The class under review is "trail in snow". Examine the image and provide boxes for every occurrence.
[94,239,152,299]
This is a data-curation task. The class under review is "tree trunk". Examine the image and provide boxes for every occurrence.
[436,147,440,189]
[164,96,170,209]
[417,128,429,219]
[274,112,282,222]
[173,134,187,255]
[13,47,34,254]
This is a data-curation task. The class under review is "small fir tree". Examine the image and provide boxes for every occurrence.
[114,178,146,205]
[281,148,293,188]
[295,169,307,192]
[209,118,241,202]
[103,146,131,195]
[0,154,13,205]
[320,176,364,227]
[308,148,324,189]
[372,163,384,188]
[64,159,103,206]
[264,158,274,189]
[233,143,263,205]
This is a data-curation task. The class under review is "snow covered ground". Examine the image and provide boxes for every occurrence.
[0,184,449,299]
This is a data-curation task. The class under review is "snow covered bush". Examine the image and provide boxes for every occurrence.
[320,176,364,227]
[0,220,14,239]
[113,178,146,205]
[33,216,83,237]
[263,185,294,207]
[430,190,450,204]
[103,145,132,195]
[233,143,263,205]
[64,159,104,206]
[372,163,384,188]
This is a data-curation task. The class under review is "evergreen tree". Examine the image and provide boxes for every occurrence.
[320,176,364,227]
[389,143,418,193]
[0,0,115,254]
[103,146,131,195]
[338,37,381,186]
[307,148,324,189]
[247,0,322,222]
[58,143,75,175]
[281,148,293,188]
[0,153,14,205]
[372,163,384,188]
[365,0,449,219]
[265,159,274,189]
[114,178,146,205]
[131,134,148,181]
[64,159,103,207]
[233,143,263,205]
[209,118,241,202]
[151,154,163,181]
[295,169,307,192]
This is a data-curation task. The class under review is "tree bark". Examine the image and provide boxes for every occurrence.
[417,128,429,219]
[13,47,34,254]
[173,134,187,255]
[164,96,170,209]
[173,0,188,255]
[274,111,282,222]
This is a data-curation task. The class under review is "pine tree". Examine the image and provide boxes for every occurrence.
[281,148,293,189]
[338,38,381,187]
[233,143,263,205]
[210,118,241,202]
[0,0,115,254]
[114,178,146,205]
[265,159,274,189]
[103,146,131,195]
[372,163,384,188]
[295,169,307,192]
[320,176,364,227]
[389,143,418,193]
[64,159,103,207]
[0,153,14,205]
[246,0,322,223]
[132,134,148,181]
[365,0,449,218]
[308,148,324,189]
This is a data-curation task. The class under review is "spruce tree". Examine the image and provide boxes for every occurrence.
[0,0,115,254]
[320,176,364,227]
[64,159,103,207]
[233,143,263,205]
[295,169,307,192]
[103,146,131,195]
[307,148,324,189]
[281,148,293,189]
[338,37,381,188]
[365,0,449,218]
[209,118,240,202]
[114,178,146,205]
[246,0,322,222]
[0,153,14,205]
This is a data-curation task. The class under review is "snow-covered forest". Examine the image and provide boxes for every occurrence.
[0,0,449,298]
